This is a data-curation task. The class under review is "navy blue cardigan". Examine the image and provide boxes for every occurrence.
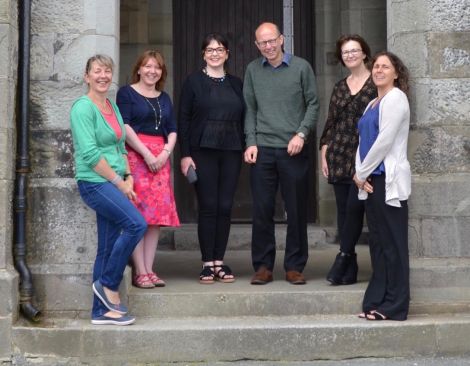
[116,85,177,141]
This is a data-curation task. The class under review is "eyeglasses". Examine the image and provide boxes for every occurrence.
[255,35,281,48]
[204,47,226,55]
[341,49,362,57]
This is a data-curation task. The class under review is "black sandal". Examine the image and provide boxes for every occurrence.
[199,265,215,284]
[366,311,387,321]
[214,264,235,283]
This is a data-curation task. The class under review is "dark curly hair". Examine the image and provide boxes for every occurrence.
[371,51,410,97]
[335,34,371,67]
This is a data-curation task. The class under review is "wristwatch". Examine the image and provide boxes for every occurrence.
[297,132,306,140]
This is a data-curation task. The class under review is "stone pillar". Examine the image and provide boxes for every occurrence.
[0,0,18,359]
[26,0,120,315]
[388,0,470,258]
[314,0,343,227]
[315,0,386,228]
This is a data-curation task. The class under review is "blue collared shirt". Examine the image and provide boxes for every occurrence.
[261,53,292,69]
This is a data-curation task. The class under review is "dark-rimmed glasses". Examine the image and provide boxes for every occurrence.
[204,47,227,55]
[255,35,281,48]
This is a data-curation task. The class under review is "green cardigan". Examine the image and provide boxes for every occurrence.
[70,95,127,182]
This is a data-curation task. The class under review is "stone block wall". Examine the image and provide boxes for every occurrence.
[0,0,17,270]
[26,0,121,313]
[0,0,18,360]
[388,0,470,257]
[315,0,387,226]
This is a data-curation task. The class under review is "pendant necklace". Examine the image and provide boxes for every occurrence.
[143,95,162,130]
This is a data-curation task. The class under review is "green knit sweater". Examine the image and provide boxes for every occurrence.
[70,95,127,182]
[243,55,320,148]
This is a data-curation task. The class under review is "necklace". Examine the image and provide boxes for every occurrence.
[143,95,162,130]
[203,67,226,83]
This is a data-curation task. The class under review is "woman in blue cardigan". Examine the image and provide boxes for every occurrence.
[117,50,180,289]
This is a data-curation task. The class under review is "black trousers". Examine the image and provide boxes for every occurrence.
[333,183,365,253]
[250,147,309,272]
[192,149,242,262]
[362,174,410,320]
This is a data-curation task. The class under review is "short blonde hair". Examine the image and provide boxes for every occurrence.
[85,54,115,74]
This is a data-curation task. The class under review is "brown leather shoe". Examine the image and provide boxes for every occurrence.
[251,266,273,285]
[286,270,306,285]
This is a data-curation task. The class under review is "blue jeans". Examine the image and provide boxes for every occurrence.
[78,181,147,318]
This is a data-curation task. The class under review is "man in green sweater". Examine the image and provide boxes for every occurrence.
[244,22,319,285]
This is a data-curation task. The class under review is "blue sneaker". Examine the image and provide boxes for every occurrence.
[92,280,128,315]
[91,314,135,326]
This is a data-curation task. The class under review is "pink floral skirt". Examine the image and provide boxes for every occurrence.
[127,134,180,227]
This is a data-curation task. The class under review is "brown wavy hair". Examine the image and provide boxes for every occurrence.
[130,50,167,91]
[371,51,410,97]
[335,34,371,67]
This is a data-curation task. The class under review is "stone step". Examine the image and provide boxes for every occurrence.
[11,313,470,364]
[129,285,470,318]
[129,246,470,316]
[126,246,366,318]
[161,223,333,250]
[34,248,470,319]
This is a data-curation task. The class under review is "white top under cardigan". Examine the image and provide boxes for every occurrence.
[355,87,411,207]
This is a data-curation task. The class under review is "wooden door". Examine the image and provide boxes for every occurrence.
[173,0,316,223]
[173,0,283,223]
[294,0,317,222]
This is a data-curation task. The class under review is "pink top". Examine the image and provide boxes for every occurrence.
[102,100,123,140]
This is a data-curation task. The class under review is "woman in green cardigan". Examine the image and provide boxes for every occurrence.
[70,54,147,325]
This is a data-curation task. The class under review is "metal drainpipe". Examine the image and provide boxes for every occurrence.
[13,0,41,322]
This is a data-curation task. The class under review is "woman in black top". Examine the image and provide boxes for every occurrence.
[178,33,245,284]
[320,35,377,285]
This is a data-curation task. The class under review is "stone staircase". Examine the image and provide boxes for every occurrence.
[10,225,470,364]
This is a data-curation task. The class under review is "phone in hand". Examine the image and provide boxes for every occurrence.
[186,165,197,184]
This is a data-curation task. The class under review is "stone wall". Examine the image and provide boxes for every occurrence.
[0,0,18,360]
[387,0,470,257]
[315,0,387,226]
[26,0,121,314]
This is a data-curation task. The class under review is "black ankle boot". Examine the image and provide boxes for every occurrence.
[341,252,358,285]
[326,252,349,285]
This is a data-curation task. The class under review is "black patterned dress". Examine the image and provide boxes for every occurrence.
[320,77,377,184]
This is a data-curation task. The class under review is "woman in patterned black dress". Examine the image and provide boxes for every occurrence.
[320,35,377,285]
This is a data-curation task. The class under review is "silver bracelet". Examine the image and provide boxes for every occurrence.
[163,148,171,155]
[110,175,123,185]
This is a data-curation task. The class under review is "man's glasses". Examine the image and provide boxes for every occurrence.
[205,47,226,55]
[256,35,281,48]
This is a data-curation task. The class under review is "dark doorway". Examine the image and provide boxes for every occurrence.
[173,0,316,223]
